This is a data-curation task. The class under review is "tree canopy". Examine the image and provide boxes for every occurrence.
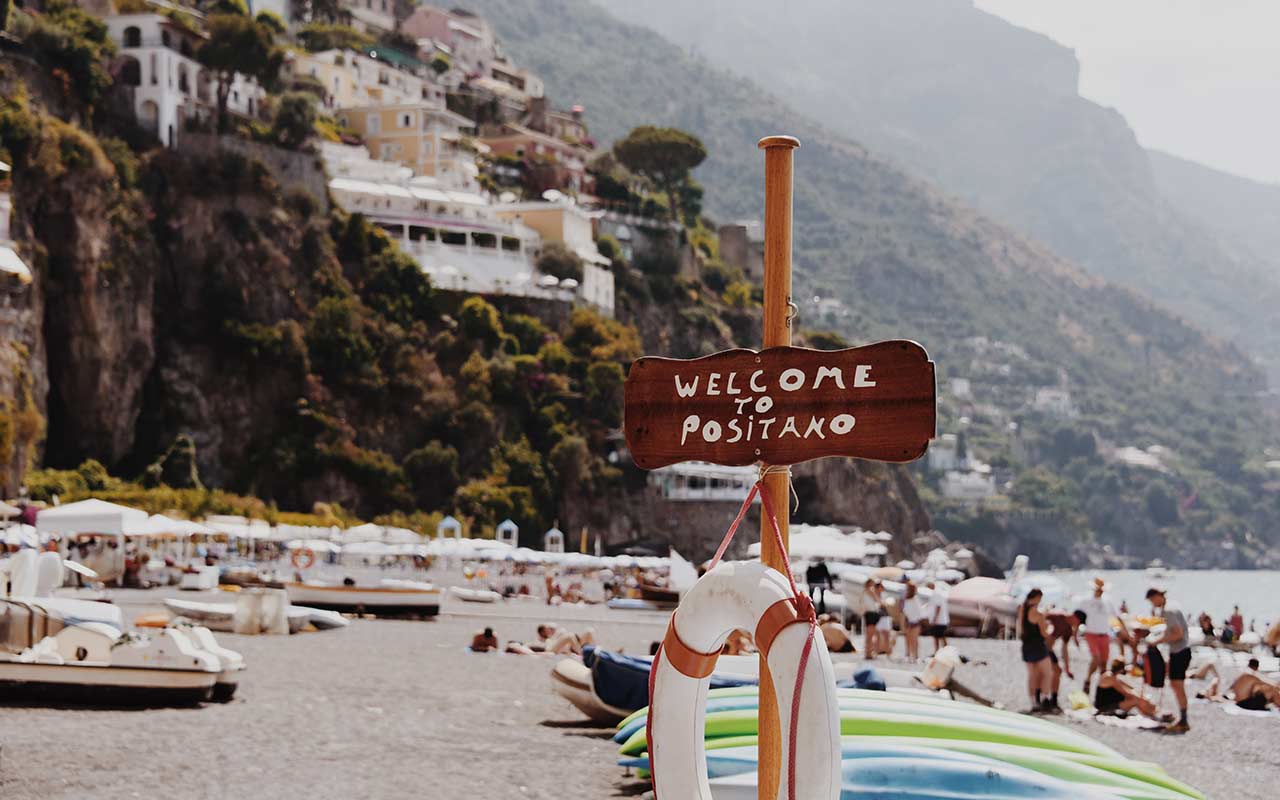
[612,125,706,221]
[197,14,282,132]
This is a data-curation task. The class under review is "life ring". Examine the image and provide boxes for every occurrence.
[291,548,316,570]
[647,560,841,800]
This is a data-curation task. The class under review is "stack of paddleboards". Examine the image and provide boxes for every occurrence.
[614,686,1203,800]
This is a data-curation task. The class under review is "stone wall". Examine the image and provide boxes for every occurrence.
[178,134,331,213]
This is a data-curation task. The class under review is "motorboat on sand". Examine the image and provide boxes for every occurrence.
[285,578,441,617]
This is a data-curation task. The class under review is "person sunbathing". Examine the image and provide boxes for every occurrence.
[722,628,756,655]
[505,624,597,655]
[469,627,500,652]
[1199,660,1280,710]
[1094,659,1165,720]
[819,615,856,654]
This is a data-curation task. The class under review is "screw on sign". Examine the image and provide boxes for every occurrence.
[624,342,935,470]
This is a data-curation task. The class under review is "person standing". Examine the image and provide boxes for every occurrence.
[924,580,950,655]
[806,559,832,615]
[1078,577,1129,693]
[862,579,886,657]
[902,582,926,662]
[1229,606,1244,640]
[1147,586,1191,733]
[1018,588,1053,713]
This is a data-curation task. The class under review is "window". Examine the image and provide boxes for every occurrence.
[123,26,141,47]
[422,139,433,156]
[149,53,157,85]
[161,30,171,47]
[366,113,380,134]
[399,112,413,128]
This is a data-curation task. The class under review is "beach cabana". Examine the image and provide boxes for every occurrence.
[342,522,386,543]
[437,516,462,541]
[543,526,564,554]
[496,518,518,548]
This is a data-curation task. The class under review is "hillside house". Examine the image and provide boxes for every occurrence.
[1033,387,1075,417]
[337,102,479,191]
[400,5,499,77]
[479,123,589,194]
[493,201,615,316]
[648,462,760,502]
[940,470,996,502]
[107,13,265,148]
[290,49,447,110]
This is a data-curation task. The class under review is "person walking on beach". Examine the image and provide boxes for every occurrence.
[1018,588,1053,713]
[924,580,950,655]
[902,581,926,662]
[1078,577,1128,693]
[862,579,886,657]
[1147,587,1192,733]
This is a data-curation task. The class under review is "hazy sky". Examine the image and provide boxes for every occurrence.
[974,0,1280,184]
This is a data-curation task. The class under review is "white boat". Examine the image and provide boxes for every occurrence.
[1,550,244,706]
[449,586,501,603]
[164,597,311,634]
[285,578,441,617]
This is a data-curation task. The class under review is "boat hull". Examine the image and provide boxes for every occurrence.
[0,661,217,707]
[284,583,441,617]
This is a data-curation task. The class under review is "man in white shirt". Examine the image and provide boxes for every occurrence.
[924,581,950,655]
[1076,576,1129,693]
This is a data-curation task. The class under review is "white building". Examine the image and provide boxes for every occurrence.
[949,377,972,400]
[648,461,760,502]
[493,201,614,316]
[107,13,265,148]
[0,162,31,283]
[289,49,447,110]
[1033,387,1075,417]
[940,470,997,502]
[927,433,962,473]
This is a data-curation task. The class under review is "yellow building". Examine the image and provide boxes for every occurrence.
[337,103,478,190]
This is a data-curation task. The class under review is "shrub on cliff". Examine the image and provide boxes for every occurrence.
[270,91,317,151]
[536,241,583,282]
[23,0,115,114]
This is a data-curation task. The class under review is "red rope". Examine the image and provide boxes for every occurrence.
[759,479,816,800]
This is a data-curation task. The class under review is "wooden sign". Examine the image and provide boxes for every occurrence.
[624,341,935,470]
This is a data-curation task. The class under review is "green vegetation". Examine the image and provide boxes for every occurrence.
[197,14,283,132]
[612,125,706,223]
[22,0,115,113]
[297,23,374,54]
[270,91,317,150]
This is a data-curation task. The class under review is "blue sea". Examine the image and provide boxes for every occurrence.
[1025,569,1280,630]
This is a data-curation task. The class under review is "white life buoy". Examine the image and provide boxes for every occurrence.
[648,560,841,800]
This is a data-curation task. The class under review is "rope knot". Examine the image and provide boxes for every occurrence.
[791,592,816,622]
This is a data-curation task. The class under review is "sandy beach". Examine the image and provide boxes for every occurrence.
[1,591,1276,799]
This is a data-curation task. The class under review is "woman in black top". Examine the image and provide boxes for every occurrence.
[1018,588,1053,711]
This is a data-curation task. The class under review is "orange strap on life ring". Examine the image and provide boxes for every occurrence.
[292,547,316,569]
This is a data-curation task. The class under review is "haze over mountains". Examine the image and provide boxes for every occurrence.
[596,0,1280,384]
[459,0,1279,565]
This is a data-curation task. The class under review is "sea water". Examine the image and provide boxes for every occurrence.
[1024,569,1280,631]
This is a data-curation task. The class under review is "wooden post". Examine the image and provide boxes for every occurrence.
[756,133,799,800]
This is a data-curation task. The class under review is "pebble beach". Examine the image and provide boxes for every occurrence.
[1,590,1275,799]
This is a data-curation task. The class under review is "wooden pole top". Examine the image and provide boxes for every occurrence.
[757,135,801,150]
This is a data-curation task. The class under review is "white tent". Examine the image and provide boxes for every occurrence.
[342,522,386,543]
[286,538,341,554]
[35,499,149,536]
[382,526,422,544]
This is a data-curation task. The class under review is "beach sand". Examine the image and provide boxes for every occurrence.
[1,591,1275,798]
